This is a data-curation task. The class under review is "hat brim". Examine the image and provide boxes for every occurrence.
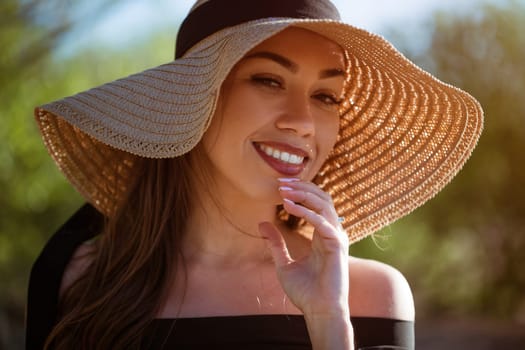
[35,18,483,243]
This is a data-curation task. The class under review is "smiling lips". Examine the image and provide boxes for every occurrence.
[259,144,305,164]
[254,142,309,176]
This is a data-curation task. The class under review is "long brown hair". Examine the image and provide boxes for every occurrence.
[45,144,302,349]
[44,42,351,350]
[45,144,207,349]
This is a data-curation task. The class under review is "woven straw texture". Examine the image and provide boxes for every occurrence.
[35,19,483,243]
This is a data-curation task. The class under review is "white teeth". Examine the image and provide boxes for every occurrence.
[290,154,300,164]
[258,144,305,165]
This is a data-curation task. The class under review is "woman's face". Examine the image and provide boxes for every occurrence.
[202,27,346,203]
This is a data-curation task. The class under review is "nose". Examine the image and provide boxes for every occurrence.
[274,93,315,137]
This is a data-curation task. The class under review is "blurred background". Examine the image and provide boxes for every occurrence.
[1,0,524,349]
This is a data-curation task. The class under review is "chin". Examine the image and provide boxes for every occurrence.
[247,180,282,205]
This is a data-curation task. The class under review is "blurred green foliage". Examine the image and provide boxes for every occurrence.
[1,0,524,348]
[0,0,172,347]
[351,0,525,323]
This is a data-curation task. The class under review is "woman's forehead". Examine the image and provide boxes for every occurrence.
[252,27,342,51]
[244,27,345,67]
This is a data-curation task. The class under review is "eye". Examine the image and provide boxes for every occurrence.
[313,92,341,106]
[250,74,283,89]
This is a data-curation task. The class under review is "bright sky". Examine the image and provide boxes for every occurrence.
[66,0,500,55]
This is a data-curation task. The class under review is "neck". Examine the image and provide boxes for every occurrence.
[182,181,280,267]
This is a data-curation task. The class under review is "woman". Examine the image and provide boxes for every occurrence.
[26,0,483,349]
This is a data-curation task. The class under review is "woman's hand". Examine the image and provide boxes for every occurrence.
[258,178,353,349]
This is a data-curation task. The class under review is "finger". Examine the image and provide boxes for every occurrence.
[282,199,347,245]
[279,187,337,222]
[258,222,293,268]
[278,182,339,226]
[278,179,332,203]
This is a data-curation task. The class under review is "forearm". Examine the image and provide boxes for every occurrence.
[304,311,354,350]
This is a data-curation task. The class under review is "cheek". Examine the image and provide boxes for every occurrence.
[310,115,339,176]
[202,85,269,156]
[201,110,222,156]
[220,85,278,134]
[329,117,340,149]
[319,115,340,154]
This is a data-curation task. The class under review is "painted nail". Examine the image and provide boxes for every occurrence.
[278,178,300,183]
[283,198,295,205]
[279,186,293,191]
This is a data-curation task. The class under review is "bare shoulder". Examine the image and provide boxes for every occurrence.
[348,256,415,321]
[59,240,97,297]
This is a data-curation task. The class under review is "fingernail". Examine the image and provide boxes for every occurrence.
[283,198,295,205]
[278,178,300,183]
[279,186,293,191]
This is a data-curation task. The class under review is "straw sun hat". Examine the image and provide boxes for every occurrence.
[35,0,483,243]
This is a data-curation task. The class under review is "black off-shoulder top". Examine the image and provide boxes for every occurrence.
[26,204,414,349]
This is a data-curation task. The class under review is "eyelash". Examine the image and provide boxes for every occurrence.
[314,93,341,106]
[251,75,282,89]
[250,75,341,106]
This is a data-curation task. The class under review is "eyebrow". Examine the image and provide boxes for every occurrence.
[244,51,345,79]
